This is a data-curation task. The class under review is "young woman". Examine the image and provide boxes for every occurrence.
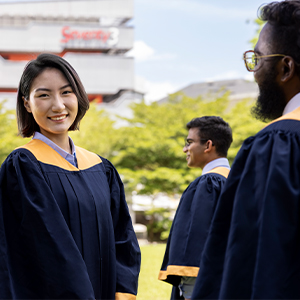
[0,53,140,299]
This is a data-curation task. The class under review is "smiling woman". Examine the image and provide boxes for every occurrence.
[23,68,79,150]
[0,53,141,300]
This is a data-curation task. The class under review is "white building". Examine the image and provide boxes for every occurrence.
[0,0,140,111]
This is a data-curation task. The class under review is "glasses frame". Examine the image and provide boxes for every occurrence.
[184,138,214,148]
[243,50,286,72]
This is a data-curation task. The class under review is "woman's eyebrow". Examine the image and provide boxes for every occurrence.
[34,84,71,92]
[34,88,51,92]
[60,84,72,90]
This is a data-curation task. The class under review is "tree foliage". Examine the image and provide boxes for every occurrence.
[112,93,264,198]
[69,102,119,160]
[112,93,264,241]
[224,99,264,163]
[0,100,29,164]
[249,18,265,49]
[0,94,264,241]
[0,95,264,197]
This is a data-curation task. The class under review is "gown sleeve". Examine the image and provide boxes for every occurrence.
[0,149,95,299]
[159,174,226,281]
[101,157,141,300]
[192,120,300,300]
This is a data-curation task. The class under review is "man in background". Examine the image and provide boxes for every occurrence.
[192,1,300,299]
[158,116,232,300]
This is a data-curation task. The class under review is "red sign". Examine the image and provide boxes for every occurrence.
[61,26,112,43]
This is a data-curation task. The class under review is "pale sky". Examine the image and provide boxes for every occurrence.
[129,0,273,102]
[0,0,274,102]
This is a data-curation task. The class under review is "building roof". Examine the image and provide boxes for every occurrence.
[158,78,259,104]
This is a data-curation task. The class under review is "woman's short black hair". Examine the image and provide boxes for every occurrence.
[186,116,233,157]
[16,53,90,137]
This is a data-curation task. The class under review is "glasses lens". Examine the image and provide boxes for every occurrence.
[245,52,257,71]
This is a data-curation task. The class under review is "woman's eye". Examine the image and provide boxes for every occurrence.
[38,94,48,98]
[63,90,72,95]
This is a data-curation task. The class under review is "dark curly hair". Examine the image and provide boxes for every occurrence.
[186,116,233,157]
[259,0,300,73]
[17,53,90,137]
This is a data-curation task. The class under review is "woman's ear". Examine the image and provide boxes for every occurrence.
[23,96,32,113]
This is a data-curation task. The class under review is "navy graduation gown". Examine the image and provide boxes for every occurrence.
[158,167,229,300]
[192,107,300,300]
[0,139,140,300]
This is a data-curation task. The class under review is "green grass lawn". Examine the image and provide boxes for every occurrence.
[137,243,172,300]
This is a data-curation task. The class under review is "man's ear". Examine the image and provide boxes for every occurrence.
[23,96,32,113]
[204,140,214,153]
[281,56,295,83]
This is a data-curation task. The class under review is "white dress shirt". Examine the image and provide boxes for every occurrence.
[283,92,300,115]
[202,157,230,175]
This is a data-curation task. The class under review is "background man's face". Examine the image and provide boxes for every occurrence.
[183,127,207,169]
[251,23,287,121]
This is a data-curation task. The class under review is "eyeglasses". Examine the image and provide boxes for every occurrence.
[243,50,286,72]
[184,138,214,147]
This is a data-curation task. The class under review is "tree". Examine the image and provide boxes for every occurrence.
[113,92,264,195]
[0,100,29,164]
[0,93,265,241]
[249,18,265,49]
[112,93,264,240]
[224,99,264,164]
[69,102,119,160]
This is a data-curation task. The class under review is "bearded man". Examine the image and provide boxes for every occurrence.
[192,1,300,299]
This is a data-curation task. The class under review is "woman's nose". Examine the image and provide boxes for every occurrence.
[52,95,65,111]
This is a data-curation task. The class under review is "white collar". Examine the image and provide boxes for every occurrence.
[283,92,300,115]
[202,157,230,175]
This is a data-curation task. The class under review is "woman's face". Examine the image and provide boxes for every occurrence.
[24,67,78,142]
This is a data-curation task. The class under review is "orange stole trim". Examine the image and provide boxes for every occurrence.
[206,166,230,178]
[267,106,300,126]
[115,292,136,300]
[158,265,199,281]
[75,145,102,170]
[18,139,102,171]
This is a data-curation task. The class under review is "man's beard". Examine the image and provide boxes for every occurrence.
[251,69,286,122]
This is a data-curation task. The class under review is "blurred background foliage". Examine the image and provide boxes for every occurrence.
[0,90,264,240]
[0,100,30,163]
[0,92,264,196]
[249,18,265,49]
